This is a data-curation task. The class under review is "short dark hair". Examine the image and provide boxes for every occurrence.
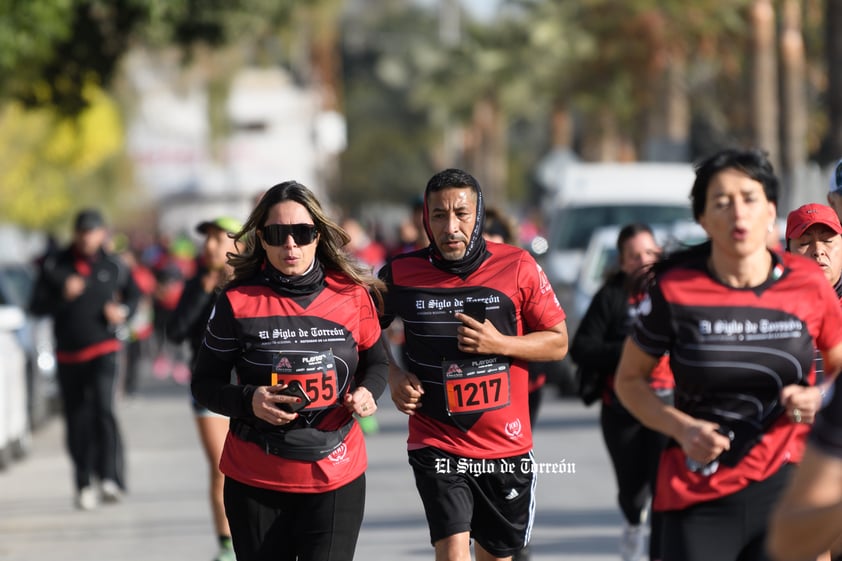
[690,148,778,219]
[74,208,105,232]
[425,168,481,195]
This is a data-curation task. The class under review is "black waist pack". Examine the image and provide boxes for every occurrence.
[230,419,353,462]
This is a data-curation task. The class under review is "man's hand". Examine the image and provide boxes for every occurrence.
[200,269,223,293]
[389,366,424,416]
[103,301,129,325]
[454,312,504,355]
[64,274,86,301]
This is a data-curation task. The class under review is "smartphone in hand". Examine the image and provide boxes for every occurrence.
[463,301,487,323]
[276,380,312,413]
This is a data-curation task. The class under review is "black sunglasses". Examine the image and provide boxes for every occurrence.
[261,224,318,246]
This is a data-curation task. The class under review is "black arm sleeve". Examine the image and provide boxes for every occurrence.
[29,258,60,316]
[569,280,626,374]
[191,348,257,419]
[29,254,69,316]
[355,333,389,400]
[189,295,256,419]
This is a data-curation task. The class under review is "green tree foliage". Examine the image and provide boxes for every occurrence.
[0,0,333,229]
[0,0,314,115]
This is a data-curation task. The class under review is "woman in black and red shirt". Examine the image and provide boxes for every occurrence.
[571,223,672,561]
[615,148,842,561]
[191,181,388,561]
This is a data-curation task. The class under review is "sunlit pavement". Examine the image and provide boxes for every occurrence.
[0,374,623,561]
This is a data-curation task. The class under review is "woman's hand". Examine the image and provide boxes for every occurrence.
[252,384,300,426]
[679,419,732,465]
[781,384,823,425]
[345,387,376,417]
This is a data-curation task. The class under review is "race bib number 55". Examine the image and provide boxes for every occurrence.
[271,350,338,410]
[442,357,510,415]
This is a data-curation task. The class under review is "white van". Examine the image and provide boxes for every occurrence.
[539,162,696,286]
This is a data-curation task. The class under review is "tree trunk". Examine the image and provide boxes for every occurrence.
[780,0,807,175]
[582,111,635,162]
[824,0,842,162]
[644,50,689,162]
[750,0,780,170]
[551,105,574,150]
[466,96,507,205]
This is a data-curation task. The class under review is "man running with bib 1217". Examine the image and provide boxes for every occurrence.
[378,168,568,561]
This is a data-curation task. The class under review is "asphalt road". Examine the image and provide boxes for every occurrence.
[0,374,625,561]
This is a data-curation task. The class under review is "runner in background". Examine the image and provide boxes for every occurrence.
[114,238,156,398]
[30,208,140,510]
[570,223,672,561]
[342,216,388,435]
[167,216,242,561]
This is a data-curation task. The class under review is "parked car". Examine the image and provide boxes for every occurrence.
[0,303,30,469]
[0,262,58,430]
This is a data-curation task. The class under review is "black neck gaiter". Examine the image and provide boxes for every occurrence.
[422,184,489,278]
[262,258,326,296]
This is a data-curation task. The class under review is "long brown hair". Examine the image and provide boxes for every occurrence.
[227,181,386,305]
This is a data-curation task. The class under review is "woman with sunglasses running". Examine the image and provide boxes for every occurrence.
[191,181,388,561]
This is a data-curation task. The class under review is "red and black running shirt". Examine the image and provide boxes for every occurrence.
[380,241,566,459]
[194,270,383,493]
[632,250,842,511]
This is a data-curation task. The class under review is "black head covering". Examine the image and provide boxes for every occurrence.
[421,169,489,277]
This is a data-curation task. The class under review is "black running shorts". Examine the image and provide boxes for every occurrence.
[408,446,536,557]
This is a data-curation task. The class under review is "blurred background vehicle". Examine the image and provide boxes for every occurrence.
[545,216,787,395]
[0,262,58,431]
[536,163,696,288]
[0,303,31,469]
[534,163,695,395]
[544,224,668,395]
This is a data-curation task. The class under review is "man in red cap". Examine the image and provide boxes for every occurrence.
[769,204,842,561]
[786,203,842,296]
[785,203,842,464]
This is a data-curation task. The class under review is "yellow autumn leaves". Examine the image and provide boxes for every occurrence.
[0,82,123,230]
